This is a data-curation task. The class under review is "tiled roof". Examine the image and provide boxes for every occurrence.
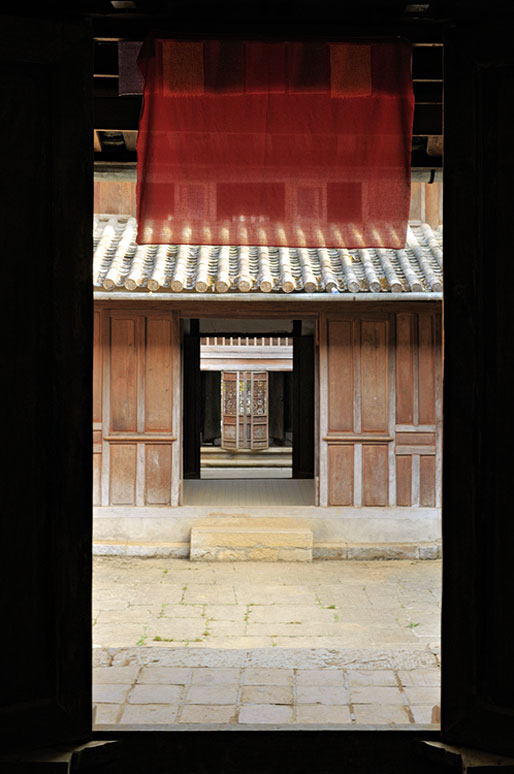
[93,214,442,295]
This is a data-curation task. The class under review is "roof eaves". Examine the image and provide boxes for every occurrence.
[93,290,442,302]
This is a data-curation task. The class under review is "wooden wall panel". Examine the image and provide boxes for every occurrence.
[145,444,172,505]
[360,321,388,432]
[396,455,412,506]
[396,313,414,424]
[327,445,354,505]
[99,310,181,507]
[93,310,103,423]
[362,444,388,506]
[396,432,436,446]
[407,182,443,227]
[327,320,353,432]
[424,181,442,229]
[109,444,137,504]
[110,317,138,431]
[145,318,173,432]
[94,179,136,216]
[93,452,102,506]
[393,311,440,508]
[418,314,436,425]
[409,182,422,221]
[322,314,393,508]
[420,454,436,506]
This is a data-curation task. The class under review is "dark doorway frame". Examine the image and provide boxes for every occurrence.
[182,318,201,479]
[5,5,514,765]
[292,319,315,479]
[182,315,316,489]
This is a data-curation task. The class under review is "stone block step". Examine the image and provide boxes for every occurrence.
[201,447,292,468]
[190,517,313,562]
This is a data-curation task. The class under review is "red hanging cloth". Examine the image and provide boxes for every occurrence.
[136,38,414,248]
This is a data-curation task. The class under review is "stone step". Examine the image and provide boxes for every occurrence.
[200,468,292,479]
[190,517,313,562]
[201,447,291,454]
[201,458,292,468]
[201,447,292,468]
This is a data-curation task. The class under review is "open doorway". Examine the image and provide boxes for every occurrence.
[182,318,316,505]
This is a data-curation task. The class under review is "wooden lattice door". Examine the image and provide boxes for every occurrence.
[221,371,269,450]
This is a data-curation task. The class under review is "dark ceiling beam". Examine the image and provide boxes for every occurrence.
[90,18,445,43]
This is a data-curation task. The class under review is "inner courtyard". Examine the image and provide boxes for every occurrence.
[93,556,441,729]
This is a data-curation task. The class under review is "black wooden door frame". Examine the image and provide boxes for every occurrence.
[5,5,514,763]
[182,315,316,483]
[1,15,93,749]
[292,320,315,479]
[440,17,514,755]
[182,318,201,479]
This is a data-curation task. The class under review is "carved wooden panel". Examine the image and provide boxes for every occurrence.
[221,370,268,450]
[251,371,269,450]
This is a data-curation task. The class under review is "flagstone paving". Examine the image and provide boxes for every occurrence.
[93,557,441,729]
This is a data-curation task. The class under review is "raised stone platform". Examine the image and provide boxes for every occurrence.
[190,517,313,561]
[93,504,442,559]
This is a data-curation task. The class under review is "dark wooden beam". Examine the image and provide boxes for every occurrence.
[414,81,443,103]
[95,95,141,129]
[91,17,445,42]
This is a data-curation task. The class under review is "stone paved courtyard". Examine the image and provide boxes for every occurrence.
[93,557,441,729]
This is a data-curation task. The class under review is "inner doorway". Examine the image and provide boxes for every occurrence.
[182,318,315,505]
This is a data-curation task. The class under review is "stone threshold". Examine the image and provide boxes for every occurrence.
[93,646,440,670]
[93,721,439,731]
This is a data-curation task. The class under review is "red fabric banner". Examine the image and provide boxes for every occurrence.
[136,38,414,248]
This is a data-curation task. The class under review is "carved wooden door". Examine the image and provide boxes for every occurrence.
[221,371,268,450]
